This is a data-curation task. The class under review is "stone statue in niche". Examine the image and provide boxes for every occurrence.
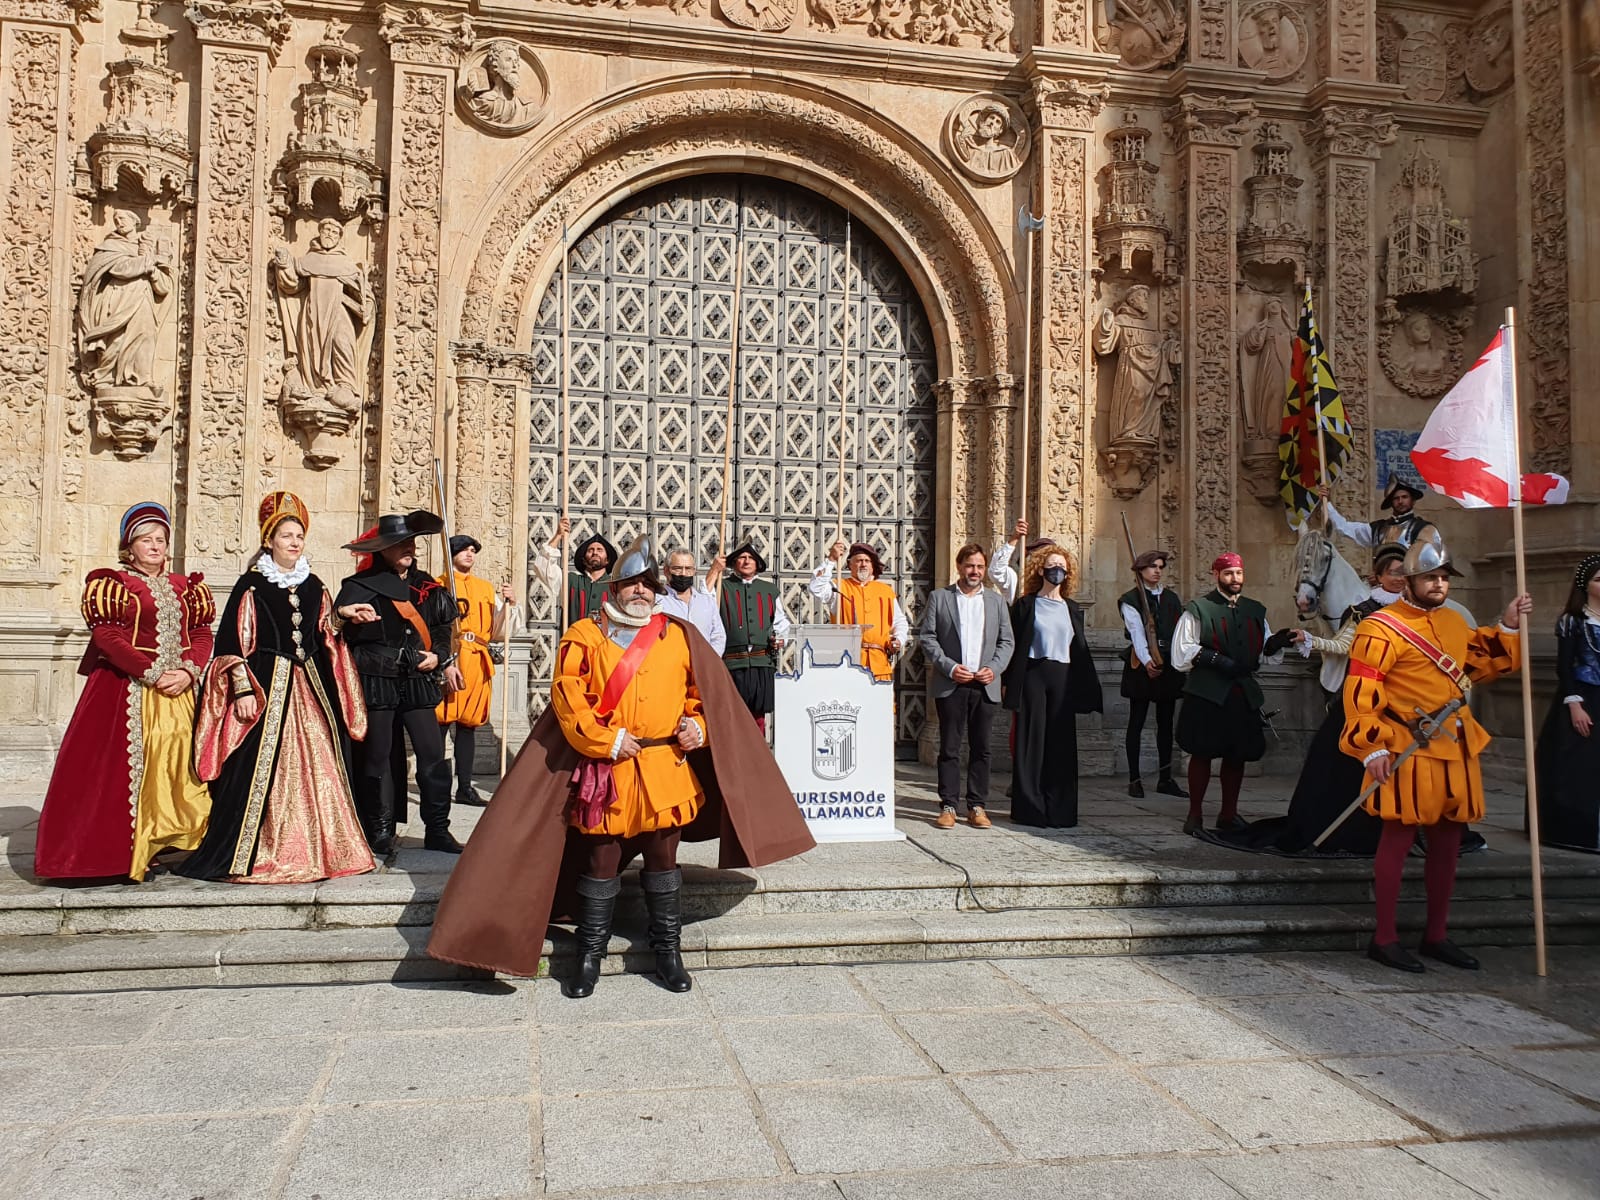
[1239,296,1294,442]
[1094,0,1186,71]
[1096,284,1175,498]
[455,40,549,135]
[1237,3,1308,81]
[77,209,176,458]
[270,218,375,469]
[944,94,1030,184]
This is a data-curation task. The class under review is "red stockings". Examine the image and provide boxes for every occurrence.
[1373,818,1464,945]
[1186,758,1245,825]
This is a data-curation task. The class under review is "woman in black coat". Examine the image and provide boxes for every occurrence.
[1001,546,1103,828]
[1535,552,1600,853]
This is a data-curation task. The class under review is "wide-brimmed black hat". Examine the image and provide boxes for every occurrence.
[571,533,618,574]
[1132,549,1171,572]
[728,541,768,574]
[342,510,444,554]
[1381,478,1425,510]
[449,534,482,556]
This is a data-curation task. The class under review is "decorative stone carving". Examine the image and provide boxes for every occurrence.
[1384,140,1475,303]
[1377,303,1466,401]
[1194,0,1231,62]
[1311,105,1396,160]
[1396,27,1447,102]
[1094,0,1185,70]
[83,2,191,204]
[277,20,383,221]
[1238,293,1292,503]
[719,0,796,31]
[76,210,176,457]
[184,0,290,59]
[1095,284,1174,499]
[805,0,1014,50]
[456,38,549,135]
[269,219,374,469]
[1581,0,1600,80]
[1522,0,1571,474]
[944,93,1029,184]
[378,4,474,67]
[1030,75,1109,131]
[1237,2,1307,81]
[1093,111,1173,282]
[1238,122,1307,278]
[1465,7,1513,95]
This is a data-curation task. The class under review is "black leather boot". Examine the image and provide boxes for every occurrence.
[567,875,619,999]
[357,777,394,856]
[419,753,460,852]
[641,868,693,993]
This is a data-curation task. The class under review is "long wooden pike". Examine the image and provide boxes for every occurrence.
[715,194,746,603]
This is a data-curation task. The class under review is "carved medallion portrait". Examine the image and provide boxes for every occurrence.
[717,0,797,31]
[1378,307,1465,400]
[455,39,549,136]
[944,93,1030,184]
[1465,9,1514,95]
[1094,0,1186,71]
[1237,3,1308,82]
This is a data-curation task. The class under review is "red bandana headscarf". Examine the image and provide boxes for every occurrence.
[1210,552,1243,574]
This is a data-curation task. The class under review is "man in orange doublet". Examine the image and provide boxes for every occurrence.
[808,540,909,681]
[436,534,518,807]
[552,535,708,999]
[1340,526,1530,974]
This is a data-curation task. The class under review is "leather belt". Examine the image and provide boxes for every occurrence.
[636,736,680,748]
[461,632,480,644]
[724,648,770,660]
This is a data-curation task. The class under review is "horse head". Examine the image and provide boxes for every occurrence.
[1292,522,1334,617]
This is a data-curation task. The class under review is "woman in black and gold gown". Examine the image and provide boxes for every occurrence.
[180,493,374,883]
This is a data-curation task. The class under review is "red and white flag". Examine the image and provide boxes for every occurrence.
[1409,327,1570,508]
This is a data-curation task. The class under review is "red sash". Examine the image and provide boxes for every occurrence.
[1366,610,1470,694]
[595,613,670,720]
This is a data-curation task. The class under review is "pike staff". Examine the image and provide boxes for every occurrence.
[1016,200,1044,558]
[715,195,746,602]
[834,213,853,549]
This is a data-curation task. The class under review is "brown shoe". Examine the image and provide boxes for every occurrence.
[968,807,992,829]
[935,807,957,829]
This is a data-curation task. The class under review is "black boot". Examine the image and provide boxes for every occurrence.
[567,875,619,999]
[418,753,460,853]
[641,868,693,993]
[357,777,394,856]
[1128,778,1145,798]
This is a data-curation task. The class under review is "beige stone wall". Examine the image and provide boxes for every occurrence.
[0,0,1592,766]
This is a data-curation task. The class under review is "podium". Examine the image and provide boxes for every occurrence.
[772,625,903,843]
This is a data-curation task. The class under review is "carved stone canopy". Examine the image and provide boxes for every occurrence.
[1094,112,1173,282]
[277,21,383,221]
[1384,140,1475,304]
[84,3,192,203]
[1238,122,1308,278]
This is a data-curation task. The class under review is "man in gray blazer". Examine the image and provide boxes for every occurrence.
[918,543,1015,828]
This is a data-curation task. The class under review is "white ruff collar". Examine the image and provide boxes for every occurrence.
[255,555,310,588]
[602,598,651,628]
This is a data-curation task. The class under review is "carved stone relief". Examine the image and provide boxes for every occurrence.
[719,0,796,31]
[1095,282,1174,499]
[1376,304,1466,400]
[277,20,383,220]
[83,2,191,203]
[1094,111,1173,283]
[269,219,374,468]
[1237,3,1308,82]
[1237,292,1293,504]
[1378,10,1473,104]
[76,210,176,457]
[1581,0,1600,80]
[1522,0,1571,473]
[378,5,474,67]
[1465,7,1512,95]
[1238,122,1308,279]
[186,0,291,57]
[1194,0,1231,63]
[1094,0,1185,70]
[1383,140,1475,303]
[456,38,549,135]
[944,93,1029,185]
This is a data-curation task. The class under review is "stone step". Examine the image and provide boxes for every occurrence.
[4,849,1594,937]
[2,896,1592,994]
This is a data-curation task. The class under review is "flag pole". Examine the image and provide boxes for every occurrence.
[1309,279,1328,494]
[834,214,852,551]
[715,201,747,604]
[556,225,572,689]
[1502,306,1548,977]
[1016,200,1043,559]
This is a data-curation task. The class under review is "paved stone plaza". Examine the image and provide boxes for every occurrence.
[2,945,1598,1199]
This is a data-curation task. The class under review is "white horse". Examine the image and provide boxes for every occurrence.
[1292,514,1370,692]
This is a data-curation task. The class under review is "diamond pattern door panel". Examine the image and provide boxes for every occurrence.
[526,175,937,745]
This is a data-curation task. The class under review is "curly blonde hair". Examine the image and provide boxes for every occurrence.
[1020,544,1076,597]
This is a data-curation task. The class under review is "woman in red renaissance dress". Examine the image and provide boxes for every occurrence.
[34,502,216,881]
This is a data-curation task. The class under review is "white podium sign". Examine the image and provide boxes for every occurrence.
[772,640,903,843]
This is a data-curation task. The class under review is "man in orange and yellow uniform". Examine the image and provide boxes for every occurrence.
[1340,526,1530,975]
[808,540,909,681]
[552,535,707,999]
[436,534,518,807]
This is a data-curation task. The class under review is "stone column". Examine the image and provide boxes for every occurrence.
[1188,1,1237,65]
[934,375,976,551]
[1309,105,1396,513]
[0,5,78,580]
[379,7,469,513]
[980,372,1015,541]
[183,2,286,576]
[1323,0,1377,81]
[1166,95,1253,596]
[1030,77,1107,568]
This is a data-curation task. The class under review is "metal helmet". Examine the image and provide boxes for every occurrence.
[606,532,665,593]
[1400,524,1462,578]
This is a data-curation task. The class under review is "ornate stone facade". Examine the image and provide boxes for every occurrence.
[0,1,1592,770]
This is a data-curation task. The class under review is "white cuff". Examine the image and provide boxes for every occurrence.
[679,717,704,748]
[1565,695,1585,705]
[1497,622,1518,635]
[609,728,627,760]
[1362,749,1391,766]
[1295,641,1312,658]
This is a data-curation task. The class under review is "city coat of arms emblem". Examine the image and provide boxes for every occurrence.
[807,700,860,781]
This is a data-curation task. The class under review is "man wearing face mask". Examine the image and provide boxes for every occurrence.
[656,548,727,655]
[808,540,910,681]
[1172,552,1296,835]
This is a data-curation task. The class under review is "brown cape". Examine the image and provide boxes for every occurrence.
[427,614,816,977]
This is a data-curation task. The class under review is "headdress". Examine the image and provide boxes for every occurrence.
[1400,524,1462,578]
[1133,549,1171,572]
[450,534,482,557]
[118,501,171,551]
[845,542,885,579]
[1025,537,1055,555]
[1381,478,1425,510]
[1372,541,1407,571]
[341,510,445,554]
[728,541,768,574]
[1210,552,1243,573]
[1573,553,1600,589]
[606,532,664,594]
[258,492,309,545]
[571,533,618,574]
